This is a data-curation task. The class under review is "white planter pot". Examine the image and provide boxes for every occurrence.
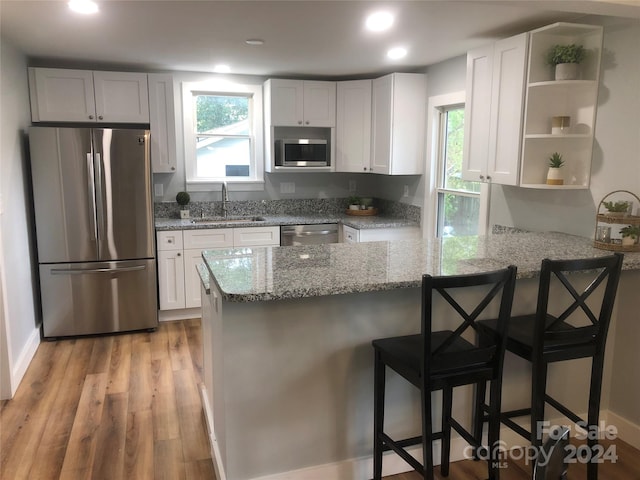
[180,209,190,219]
[622,236,637,247]
[546,167,564,185]
[555,63,579,81]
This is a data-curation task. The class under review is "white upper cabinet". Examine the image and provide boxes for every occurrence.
[371,73,426,175]
[335,79,372,173]
[519,23,603,189]
[265,79,336,127]
[462,33,528,185]
[148,73,177,173]
[29,67,149,123]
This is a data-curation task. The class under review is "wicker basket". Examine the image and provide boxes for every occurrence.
[594,190,640,252]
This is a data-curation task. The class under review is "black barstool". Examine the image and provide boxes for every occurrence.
[372,266,517,480]
[474,253,623,480]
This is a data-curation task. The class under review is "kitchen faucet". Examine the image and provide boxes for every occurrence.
[222,181,229,217]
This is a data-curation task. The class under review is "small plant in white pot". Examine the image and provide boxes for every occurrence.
[348,196,361,211]
[603,200,631,217]
[547,44,586,80]
[619,225,640,246]
[546,152,564,185]
[176,191,191,219]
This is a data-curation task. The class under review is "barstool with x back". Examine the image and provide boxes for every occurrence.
[371,265,517,480]
[473,253,624,480]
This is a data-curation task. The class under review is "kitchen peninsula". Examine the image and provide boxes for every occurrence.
[200,232,640,480]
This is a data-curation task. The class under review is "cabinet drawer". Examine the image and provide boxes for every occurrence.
[233,226,280,247]
[183,229,234,249]
[157,231,183,250]
[342,225,359,243]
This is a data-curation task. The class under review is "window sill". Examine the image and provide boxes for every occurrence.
[186,179,265,192]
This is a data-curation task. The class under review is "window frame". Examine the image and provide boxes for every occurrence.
[422,91,489,239]
[182,80,264,192]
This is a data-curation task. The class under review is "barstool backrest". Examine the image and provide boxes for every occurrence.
[532,254,624,359]
[421,265,517,378]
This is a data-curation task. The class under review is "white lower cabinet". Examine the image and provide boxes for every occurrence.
[341,224,421,243]
[157,226,279,311]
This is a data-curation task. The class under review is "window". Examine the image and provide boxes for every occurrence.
[435,105,483,237]
[183,81,264,190]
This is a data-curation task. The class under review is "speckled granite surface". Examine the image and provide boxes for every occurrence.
[155,213,419,231]
[155,197,421,229]
[202,231,640,303]
[196,263,210,294]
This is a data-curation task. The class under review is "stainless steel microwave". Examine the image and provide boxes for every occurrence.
[276,139,328,167]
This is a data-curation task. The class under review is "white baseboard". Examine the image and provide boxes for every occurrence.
[158,308,201,322]
[603,410,640,450]
[200,384,227,480]
[8,326,40,397]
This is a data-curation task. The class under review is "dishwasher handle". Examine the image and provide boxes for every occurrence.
[281,229,335,236]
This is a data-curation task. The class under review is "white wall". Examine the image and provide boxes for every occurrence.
[0,37,40,399]
[489,17,640,236]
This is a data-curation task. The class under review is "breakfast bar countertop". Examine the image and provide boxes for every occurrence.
[203,231,640,303]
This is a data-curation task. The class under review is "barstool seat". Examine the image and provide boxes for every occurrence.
[372,266,517,480]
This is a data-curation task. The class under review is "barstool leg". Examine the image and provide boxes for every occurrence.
[587,355,605,480]
[373,351,385,480]
[530,360,548,450]
[440,386,452,476]
[421,387,434,480]
[487,376,503,480]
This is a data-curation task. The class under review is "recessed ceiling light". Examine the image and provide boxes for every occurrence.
[245,39,265,46]
[213,64,231,74]
[387,47,408,60]
[68,0,99,14]
[365,11,394,32]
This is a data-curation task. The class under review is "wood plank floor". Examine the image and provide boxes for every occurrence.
[2,319,639,480]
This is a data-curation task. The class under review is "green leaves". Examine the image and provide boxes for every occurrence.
[547,44,586,66]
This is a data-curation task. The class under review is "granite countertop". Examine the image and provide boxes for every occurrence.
[202,231,640,303]
[155,213,418,231]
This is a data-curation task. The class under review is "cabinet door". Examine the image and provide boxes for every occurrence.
[336,80,372,172]
[157,250,185,310]
[341,225,359,243]
[93,71,149,123]
[156,231,183,251]
[184,249,205,309]
[183,229,234,249]
[302,81,336,127]
[487,33,527,186]
[269,79,304,126]
[462,45,493,182]
[148,74,177,173]
[233,226,280,247]
[370,74,393,174]
[30,68,96,122]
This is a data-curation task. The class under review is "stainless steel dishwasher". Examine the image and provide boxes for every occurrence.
[280,224,339,246]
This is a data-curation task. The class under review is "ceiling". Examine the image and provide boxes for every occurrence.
[1,0,639,78]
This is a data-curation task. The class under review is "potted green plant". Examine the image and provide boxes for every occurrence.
[547,44,586,80]
[176,191,191,219]
[348,195,361,211]
[619,225,640,246]
[546,152,564,185]
[603,200,631,217]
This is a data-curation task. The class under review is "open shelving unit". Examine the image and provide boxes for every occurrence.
[519,23,603,189]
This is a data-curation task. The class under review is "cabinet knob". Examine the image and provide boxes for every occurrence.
[89,115,94,119]
[479,175,485,181]
[171,166,176,171]
[305,121,310,125]
[98,115,103,120]
[486,175,492,182]
[177,252,181,257]
[298,121,303,125]
[168,239,173,243]
[363,167,367,171]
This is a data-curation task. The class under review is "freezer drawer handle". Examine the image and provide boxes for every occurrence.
[281,230,334,236]
[51,265,147,275]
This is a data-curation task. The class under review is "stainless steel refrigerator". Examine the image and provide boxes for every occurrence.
[29,127,158,338]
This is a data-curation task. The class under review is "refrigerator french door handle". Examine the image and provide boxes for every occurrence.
[50,265,147,275]
[86,153,98,241]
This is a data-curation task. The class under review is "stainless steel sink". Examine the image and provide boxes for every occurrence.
[190,216,266,224]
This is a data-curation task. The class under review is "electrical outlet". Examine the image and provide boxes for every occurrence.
[403,185,409,197]
[280,182,295,194]
[349,180,357,193]
[154,183,164,197]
